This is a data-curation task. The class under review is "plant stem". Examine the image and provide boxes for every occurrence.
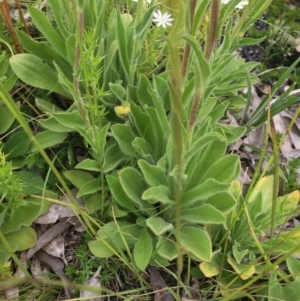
[181,0,198,78]
[204,0,219,60]
[0,0,23,53]
[269,118,279,246]
[188,87,201,135]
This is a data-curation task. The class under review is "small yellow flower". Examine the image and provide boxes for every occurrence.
[114,101,131,117]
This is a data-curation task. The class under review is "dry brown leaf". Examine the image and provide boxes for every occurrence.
[243,124,266,153]
[27,221,72,260]
[182,277,201,301]
[35,188,84,224]
[5,252,27,300]
[42,234,67,264]
[272,113,293,156]
[30,257,49,281]
[149,267,174,301]
[37,250,73,299]
[80,266,102,301]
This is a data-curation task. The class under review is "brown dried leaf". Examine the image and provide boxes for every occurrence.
[149,267,174,301]
[37,250,73,299]
[27,221,72,260]
[243,124,266,153]
[42,234,67,264]
[80,266,102,301]
[35,188,84,224]
[272,113,293,156]
[5,252,27,300]
[30,257,49,281]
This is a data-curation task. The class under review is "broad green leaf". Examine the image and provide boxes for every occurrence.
[157,237,178,261]
[232,242,249,264]
[138,160,168,187]
[106,175,136,212]
[151,94,170,137]
[96,221,141,250]
[38,117,72,132]
[183,35,211,85]
[286,256,300,282]
[216,125,246,144]
[29,130,67,152]
[247,192,263,221]
[103,143,130,173]
[75,159,101,172]
[111,124,136,156]
[185,139,227,190]
[216,18,233,53]
[26,192,53,216]
[119,167,146,205]
[199,262,220,278]
[178,226,212,261]
[0,227,36,264]
[227,254,255,280]
[192,0,210,35]
[49,0,70,39]
[268,272,282,301]
[0,103,15,135]
[132,137,153,162]
[35,98,62,113]
[146,217,174,236]
[119,168,157,216]
[130,103,156,156]
[96,123,110,160]
[63,170,94,189]
[181,204,226,224]
[52,110,86,130]
[197,97,217,123]
[205,192,236,214]
[1,202,40,234]
[10,54,70,98]
[234,37,266,49]
[77,178,103,197]
[88,239,115,258]
[76,127,96,150]
[66,35,76,65]
[185,132,225,162]
[199,249,224,277]
[16,171,44,195]
[202,155,240,184]
[135,6,156,40]
[248,175,273,214]
[282,280,300,301]
[182,179,230,207]
[136,74,154,107]
[28,6,66,58]
[280,190,299,212]
[149,252,170,267]
[54,61,74,96]
[16,30,72,75]
[3,131,31,159]
[142,186,174,204]
[109,83,126,101]
[143,107,165,160]
[116,12,130,81]
[134,228,152,271]
[208,101,230,125]
[3,73,18,92]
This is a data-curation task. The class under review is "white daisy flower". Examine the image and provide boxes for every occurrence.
[221,0,249,9]
[152,10,174,28]
[235,0,249,9]
[133,0,152,4]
